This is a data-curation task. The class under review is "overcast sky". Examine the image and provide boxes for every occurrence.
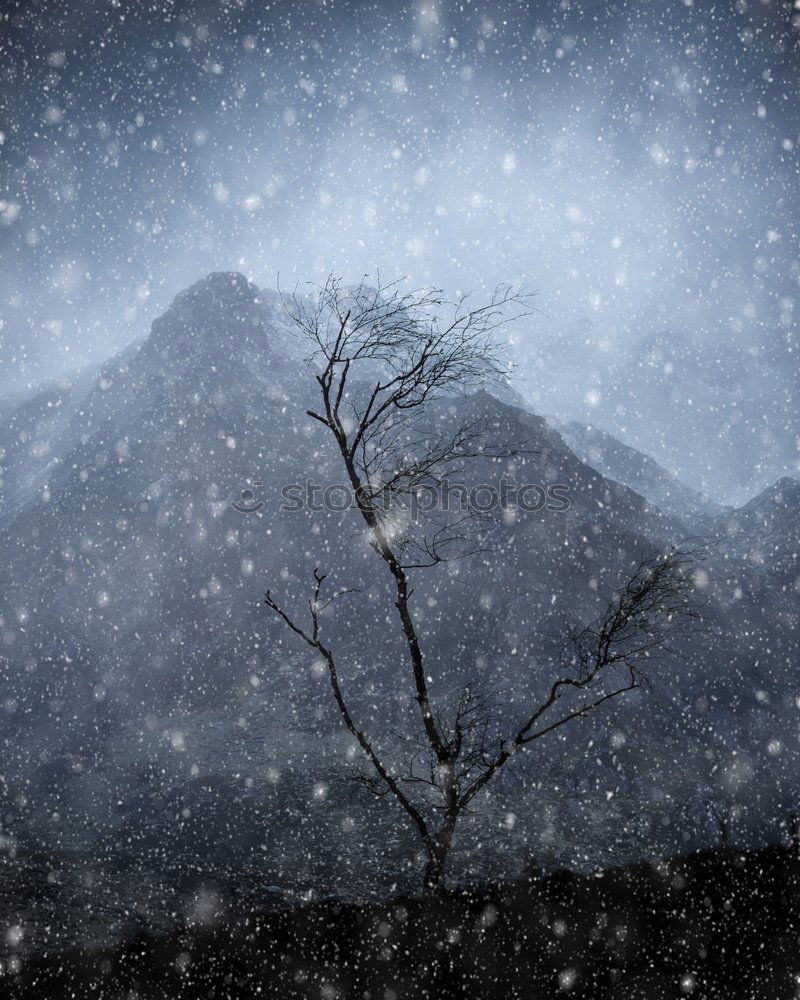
[1,0,798,500]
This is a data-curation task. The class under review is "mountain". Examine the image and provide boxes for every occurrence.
[0,273,796,954]
[516,319,800,505]
[0,385,35,424]
[709,476,800,590]
[739,476,800,522]
[0,363,106,529]
[555,419,727,529]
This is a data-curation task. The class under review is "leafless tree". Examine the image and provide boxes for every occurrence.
[264,274,700,891]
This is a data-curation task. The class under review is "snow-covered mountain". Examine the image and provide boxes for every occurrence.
[0,273,796,953]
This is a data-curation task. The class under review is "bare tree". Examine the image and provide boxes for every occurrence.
[264,274,700,891]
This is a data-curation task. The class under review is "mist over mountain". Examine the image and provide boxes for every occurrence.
[2,0,799,507]
[0,272,797,954]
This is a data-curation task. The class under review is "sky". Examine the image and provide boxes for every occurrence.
[0,0,798,501]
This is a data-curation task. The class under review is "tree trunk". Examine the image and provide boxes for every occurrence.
[423,846,448,893]
[423,819,456,893]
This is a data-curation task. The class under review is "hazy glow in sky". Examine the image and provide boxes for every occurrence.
[1,0,798,498]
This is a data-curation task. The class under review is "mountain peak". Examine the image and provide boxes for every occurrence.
[176,270,255,304]
[143,272,269,370]
[164,270,262,328]
[744,476,800,510]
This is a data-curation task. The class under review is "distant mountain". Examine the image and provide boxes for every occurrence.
[0,363,104,529]
[0,385,34,424]
[516,319,800,504]
[0,272,796,954]
[709,476,800,590]
[556,419,727,529]
[741,476,800,516]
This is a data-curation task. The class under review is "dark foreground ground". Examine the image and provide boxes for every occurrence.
[4,843,800,999]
